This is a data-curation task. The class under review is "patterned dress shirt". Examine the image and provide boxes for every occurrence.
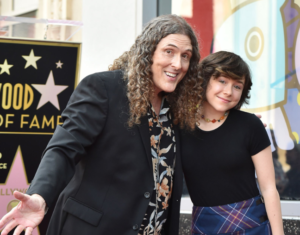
[139,97,176,235]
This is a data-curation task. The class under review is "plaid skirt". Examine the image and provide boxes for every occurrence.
[191,195,272,235]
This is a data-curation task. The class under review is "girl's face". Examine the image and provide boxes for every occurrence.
[204,75,245,113]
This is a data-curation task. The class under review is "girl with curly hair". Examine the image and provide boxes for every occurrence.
[0,15,203,235]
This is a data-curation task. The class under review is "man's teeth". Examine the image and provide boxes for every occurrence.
[166,72,177,77]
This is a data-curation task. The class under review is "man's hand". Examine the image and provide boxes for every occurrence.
[255,108,294,151]
[255,114,267,127]
[0,191,46,235]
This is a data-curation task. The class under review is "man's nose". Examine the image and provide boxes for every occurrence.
[171,55,182,70]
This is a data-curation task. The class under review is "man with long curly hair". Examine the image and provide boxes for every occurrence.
[0,15,202,235]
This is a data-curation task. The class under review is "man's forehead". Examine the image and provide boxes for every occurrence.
[160,34,192,48]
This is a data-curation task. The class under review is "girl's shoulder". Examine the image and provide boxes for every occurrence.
[229,109,264,130]
[230,109,260,122]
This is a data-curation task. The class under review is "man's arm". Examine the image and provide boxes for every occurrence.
[0,73,110,235]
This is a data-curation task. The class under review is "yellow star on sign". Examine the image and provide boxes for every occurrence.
[22,49,42,69]
[0,59,13,75]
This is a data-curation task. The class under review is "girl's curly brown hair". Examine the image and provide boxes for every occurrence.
[109,14,203,130]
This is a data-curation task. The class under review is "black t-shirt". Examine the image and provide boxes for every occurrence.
[180,109,270,207]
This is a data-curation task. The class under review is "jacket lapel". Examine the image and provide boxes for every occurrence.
[173,125,183,196]
[138,115,153,170]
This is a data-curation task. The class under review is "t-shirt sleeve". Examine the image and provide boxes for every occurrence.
[248,114,271,156]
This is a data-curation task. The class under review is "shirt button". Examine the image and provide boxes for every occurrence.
[133,224,139,230]
[144,192,151,198]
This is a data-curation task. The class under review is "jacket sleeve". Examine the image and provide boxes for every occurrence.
[26,73,108,208]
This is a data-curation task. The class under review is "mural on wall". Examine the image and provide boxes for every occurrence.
[177,0,300,199]
[0,39,81,234]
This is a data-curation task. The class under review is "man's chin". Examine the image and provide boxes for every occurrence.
[163,87,176,93]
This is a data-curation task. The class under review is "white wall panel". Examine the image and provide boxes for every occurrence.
[81,0,143,79]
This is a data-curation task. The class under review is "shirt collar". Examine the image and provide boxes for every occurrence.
[149,96,170,116]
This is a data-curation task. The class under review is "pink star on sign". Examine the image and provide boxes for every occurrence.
[32,70,68,110]
[0,146,40,235]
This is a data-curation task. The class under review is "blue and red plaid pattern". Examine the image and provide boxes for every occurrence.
[192,195,272,235]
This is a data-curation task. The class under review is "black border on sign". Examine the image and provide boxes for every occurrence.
[0,38,81,135]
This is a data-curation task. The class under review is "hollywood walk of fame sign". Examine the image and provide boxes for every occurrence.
[0,38,81,234]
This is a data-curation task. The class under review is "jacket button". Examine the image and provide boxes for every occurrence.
[133,224,139,230]
[144,192,151,198]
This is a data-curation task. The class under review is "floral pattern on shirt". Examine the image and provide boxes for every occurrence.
[139,98,176,235]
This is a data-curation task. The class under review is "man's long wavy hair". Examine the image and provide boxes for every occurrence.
[109,15,202,130]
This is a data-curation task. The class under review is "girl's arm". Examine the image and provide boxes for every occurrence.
[252,146,284,235]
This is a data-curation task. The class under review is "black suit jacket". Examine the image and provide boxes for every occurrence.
[27,70,183,235]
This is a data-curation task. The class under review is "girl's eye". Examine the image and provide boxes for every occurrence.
[234,85,242,90]
[166,50,172,54]
[182,54,189,59]
[219,80,225,84]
